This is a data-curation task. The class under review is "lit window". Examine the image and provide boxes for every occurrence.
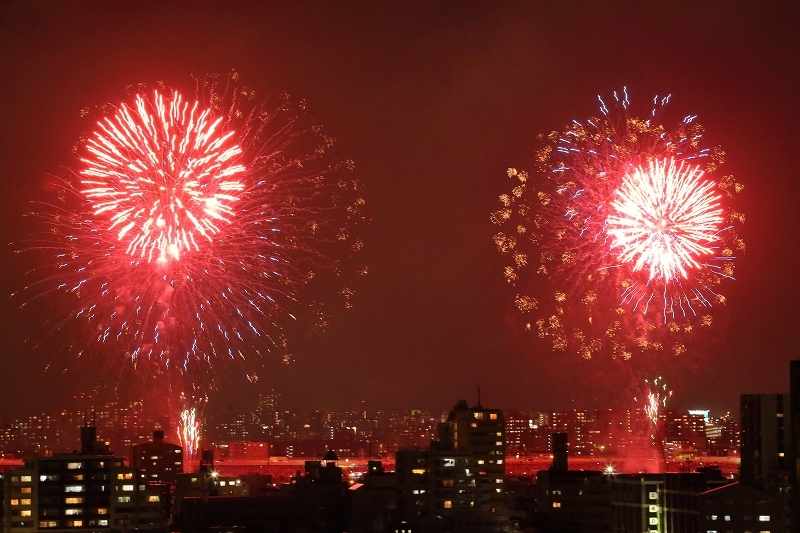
[470,422,477,428]
[490,413,498,420]
[496,478,503,484]
[99,520,109,526]
[67,520,83,527]
[495,441,503,446]
[724,515,731,521]
[442,479,454,487]
[649,505,658,512]
[20,476,32,482]
[474,413,484,420]
[759,516,770,522]
[411,469,426,475]
[117,496,131,503]
[66,462,83,470]
[96,508,108,515]
[477,460,485,465]
[497,460,503,464]
[10,499,18,506]
[11,476,18,482]
[20,499,31,505]
[39,521,58,528]
[121,484,134,491]
[20,487,31,494]
[649,492,658,500]
[649,517,658,525]
[65,509,83,516]
[20,510,31,517]
[116,473,134,480]
[65,485,84,493]
[147,494,160,502]
[443,500,452,509]
[553,502,561,508]
[220,481,227,486]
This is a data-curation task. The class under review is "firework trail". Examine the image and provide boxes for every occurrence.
[19,71,367,394]
[492,89,744,359]
[637,377,671,465]
[178,397,204,472]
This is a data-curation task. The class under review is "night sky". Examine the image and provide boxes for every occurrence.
[1,1,798,419]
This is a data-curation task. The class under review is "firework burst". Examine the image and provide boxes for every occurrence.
[492,89,744,359]
[20,72,367,392]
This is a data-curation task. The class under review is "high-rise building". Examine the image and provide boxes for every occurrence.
[3,425,165,532]
[435,399,506,512]
[740,393,792,491]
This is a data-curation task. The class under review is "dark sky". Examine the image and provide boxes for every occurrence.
[1,1,798,419]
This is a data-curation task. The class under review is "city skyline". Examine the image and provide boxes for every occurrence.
[1,2,799,420]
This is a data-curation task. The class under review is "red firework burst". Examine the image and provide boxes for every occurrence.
[492,90,744,359]
[606,159,724,284]
[80,90,246,264]
[20,73,367,392]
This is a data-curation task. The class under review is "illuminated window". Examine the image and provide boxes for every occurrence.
[65,497,83,504]
[39,521,58,528]
[495,441,503,446]
[649,492,658,500]
[148,495,160,502]
[99,520,108,526]
[649,505,658,512]
[411,469,426,475]
[20,476,32,482]
[65,509,83,516]
[759,516,770,522]
[724,515,731,521]
[20,487,31,494]
[20,510,31,517]
[20,499,31,505]
[497,460,503,464]
[95,508,108,515]
[470,422,477,428]
[649,517,658,525]
[477,460,485,465]
[65,485,84,493]
[117,496,131,503]
[67,520,83,527]
[11,476,18,482]
[442,479,454,487]
[474,413,484,420]
[10,499,18,506]
[121,484,134,491]
[496,478,503,484]
[66,462,83,470]
[40,475,59,482]
[490,413,498,420]
[116,473,133,480]
[553,502,561,508]
[443,500,452,509]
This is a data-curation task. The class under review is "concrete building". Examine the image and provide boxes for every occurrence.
[3,425,165,532]
[129,429,183,485]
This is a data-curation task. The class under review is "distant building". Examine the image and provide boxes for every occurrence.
[3,425,165,532]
